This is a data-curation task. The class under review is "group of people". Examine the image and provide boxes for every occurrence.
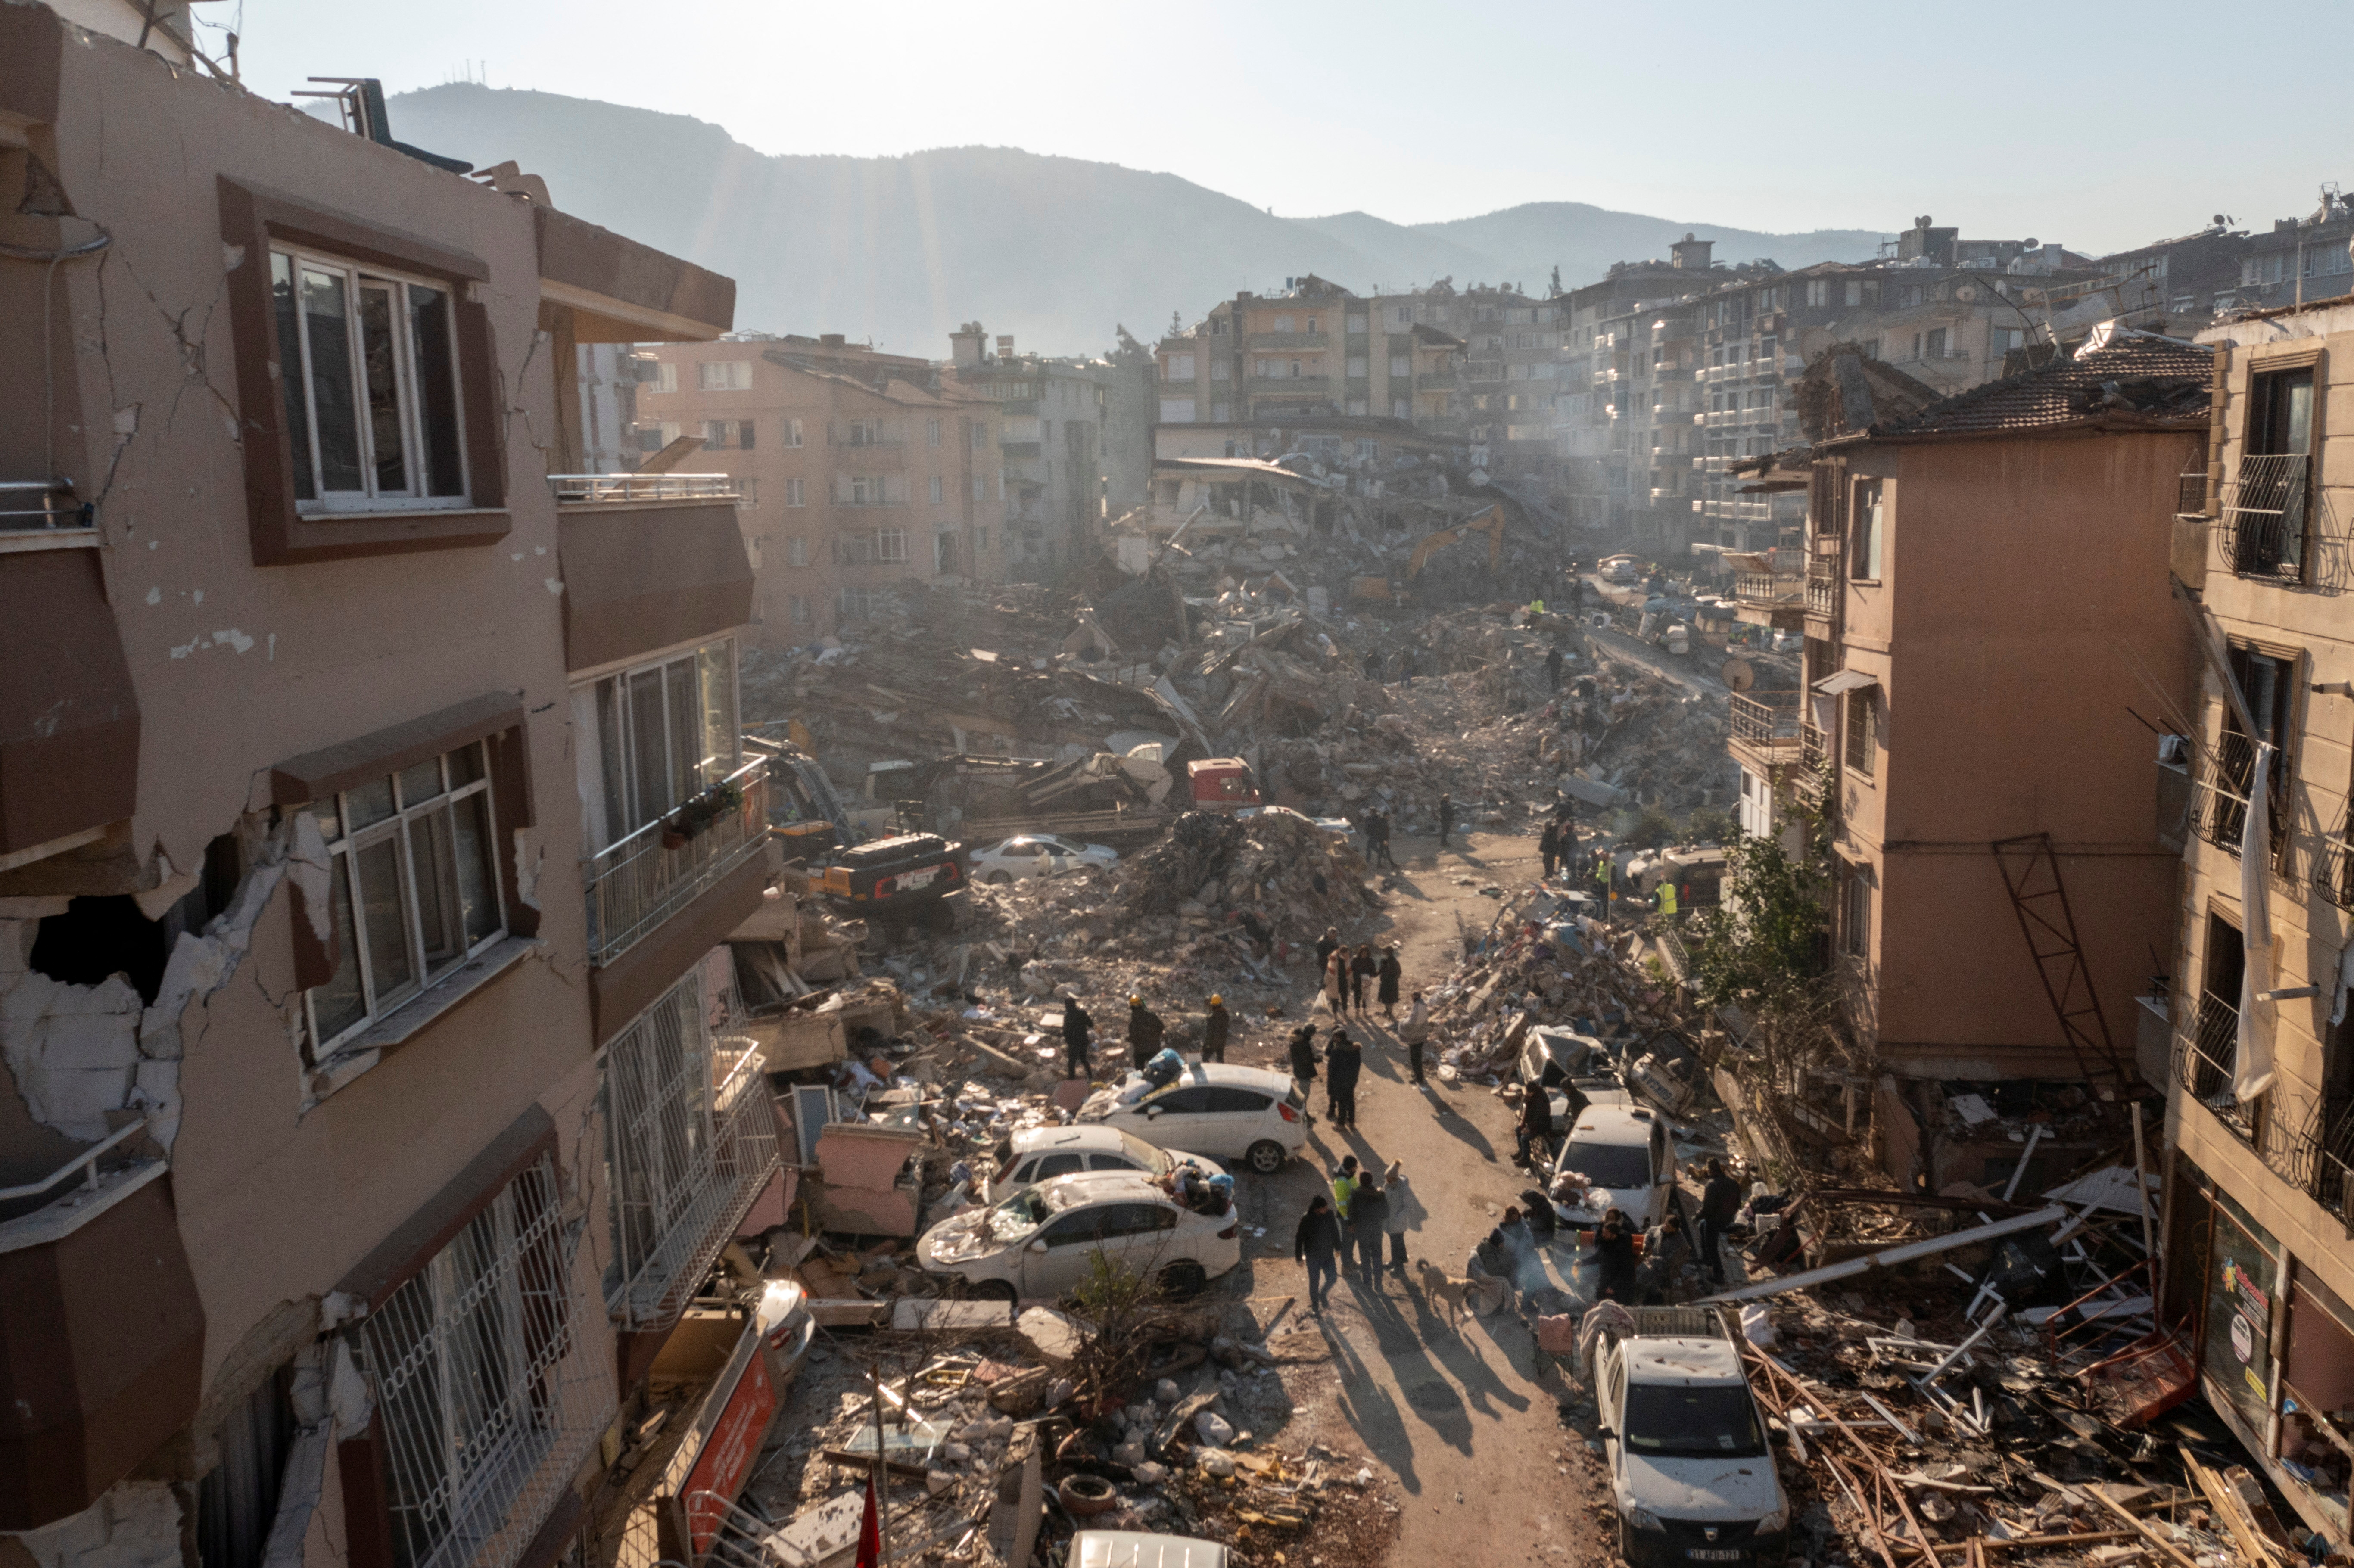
[1292,1154,1425,1312]
[1054,990,1232,1080]
[1317,928,1404,1019]
[1355,807,1403,871]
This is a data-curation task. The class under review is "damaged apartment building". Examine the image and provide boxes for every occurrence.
[0,10,790,1568]
[1719,332,2213,1207]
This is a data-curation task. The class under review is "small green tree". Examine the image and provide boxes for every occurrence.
[1685,768,1835,1011]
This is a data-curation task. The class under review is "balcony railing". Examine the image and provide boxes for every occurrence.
[2218,453,2310,582]
[2287,1099,2354,1228]
[2177,466,2209,518]
[0,477,89,531]
[550,473,751,504]
[2173,996,2260,1149]
[1806,545,1841,616]
[2192,734,2289,859]
[584,758,770,967]
[1732,570,1805,608]
[1728,691,1806,757]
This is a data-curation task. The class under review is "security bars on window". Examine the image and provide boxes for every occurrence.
[353,1152,615,1568]
[600,974,782,1328]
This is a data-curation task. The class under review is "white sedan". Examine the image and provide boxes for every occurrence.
[984,1125,1225,1204]
[970,834,1121,885]
[1079,1064,1310,1175]
[918,1171,1241,1300]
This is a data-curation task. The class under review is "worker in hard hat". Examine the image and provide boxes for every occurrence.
[1202,995,1230,1064]
[1127,995,1165,1070]
[1657,879,1680,924]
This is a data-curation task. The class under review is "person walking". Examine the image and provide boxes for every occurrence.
[1325,947,1349,1014]
[1376,947,1402,1020]
[1287,1025,1320,1094]
[1545,642,1564,692]
[1515,1080,1555,1170]
[1201,995,1230,1064]
[1326,1029,1363,1129]
[1330,1154,1359,1230]
[1400,992,1431,1085]
[1697,1157,1742,1285]
[1371,809,1401,871]
[1315,926,1342,975]
[1349,944,1377,1013]
[1060,993,1093,1080]
[1348,1172,1390,1290]
[1295,1194,1341,1316]
[1126,996,1165,1070]
[1381,1160,1424,1278]
[1436,792,1457,849]
[1639,1210,1693,1304]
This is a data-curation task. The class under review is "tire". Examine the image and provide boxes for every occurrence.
[985,871,1013,886]
[1158,1260,1208,1300]
[967,1278,1018,1303]
[1059,1475,1118,1516]
[1246,1140,1287,1175]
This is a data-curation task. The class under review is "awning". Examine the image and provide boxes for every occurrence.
[1815,669,1878,695]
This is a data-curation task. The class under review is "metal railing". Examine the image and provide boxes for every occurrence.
[2315,828,2354,910]
[2218,453,2310,582]
[1800,722,1828,772]
[2177,466,2209,517]
[548,473,751,504]
[1729,691,1807,757]
[1,478,88,530]
[351,1149,617,1568]
[1806,546,1841,616]
[0,1114,154,1204]
[2192,734,2289,859]
[2171,996,2261,1149]
[2288,1099,2354,1228]
[583,759,769,967]
[1732,571,1805,607]
[603,977,781,1331]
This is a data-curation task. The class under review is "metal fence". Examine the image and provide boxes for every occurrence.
[2218,453,2310,582]
[352,1151,616,1568]
[547,473,752,505]
[602,976,782,1330]
[2172,996,2261,1150]
[1731,571,1804,608]
[583,759,769,966]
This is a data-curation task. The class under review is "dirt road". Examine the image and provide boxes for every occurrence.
[1225,826,1606,1568]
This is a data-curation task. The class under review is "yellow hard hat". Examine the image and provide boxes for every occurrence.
[1210,994,1223,1006]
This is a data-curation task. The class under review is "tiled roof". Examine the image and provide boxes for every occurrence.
[1857,333,2211,441]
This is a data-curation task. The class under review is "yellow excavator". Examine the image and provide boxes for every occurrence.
[1353,504,1508,600]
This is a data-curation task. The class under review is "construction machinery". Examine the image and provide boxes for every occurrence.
[1355,504,1509,600]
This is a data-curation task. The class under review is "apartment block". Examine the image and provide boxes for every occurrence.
[944,326,1147,575]
[2158,292,2354,1553]
[0,11,779,1568]
[638,334,1008,640]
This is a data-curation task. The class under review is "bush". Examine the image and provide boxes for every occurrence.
[1619,804,1678,851]
[1684,806,1737,846]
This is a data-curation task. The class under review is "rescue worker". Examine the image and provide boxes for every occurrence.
[1657,878,1680,924]
[1060,993,1093,1080]
[1202,995,1230,1064]
[1126,996,1165,1070]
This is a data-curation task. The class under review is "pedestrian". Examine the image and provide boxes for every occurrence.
[1467,1228,1514,1315]
[1515,1080,1555,1170]
[1326,1029,1363,1128]
[1325,947,1349,1014]
[1381,1160,1423,1277]
[1436,792,1457,849]
[1330,1154,1359,1226]
[1349,944,1377,1013]
[1295,1194,1341,1316]
[1371,809,1401,871]
[1315,926,1342,975]
[1546,642,1564,692]
[1639,1210,1692,1303]
[1697,1157,1742,1285]
[1400,991,1431,1085]
[1376,946,1402,1020]
[1060,993,1093,1080]
[1539,819,1561,881]
[1202,994,1230,1064]
[1287,1024,1319,1091]
[1590,1208,1639,1304]
[1518,1187,1557,1244]
[1126,996,1164,1070]
[1657,879,1680,924]
[1348,1171,1389,1288]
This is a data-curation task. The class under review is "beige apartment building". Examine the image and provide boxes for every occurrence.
[0,9,779,1568]
[2161,295,2354,1552]
[638,334,1007,641]
[943,326,1144,576]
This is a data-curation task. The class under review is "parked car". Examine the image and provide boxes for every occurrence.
[1079,1064,1310,1174]
[1517,1025,1633,1126]
[1071,1531,1232,1568]
[1591,1306,1790,1568]
[1600,553,1645,584]
[984,1125,1225,1204]
[916,1171,1241,1300]
[970,834,1121,885]
[1550,1103,1679,1232]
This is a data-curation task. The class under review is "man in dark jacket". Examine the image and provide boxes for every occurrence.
[1061,995,1093,1080]
[1697,1157,1743,1284]
[1202,996,1230,1064]
[1376,948,1403,1019]
[1315,926,1342,975]
[1325,1029,1364,1129]
[1294,1195,1341,1315]
[1437,793,1457,849]
[1347,1172,1390,1289]
[1538,819,1561,880]
[1516,1083,1555,1170]
[1287,1024,1319,1087]
[1545,643,1564,692]
[1127,997,1165,1070]
[1590,1208,1639,1303]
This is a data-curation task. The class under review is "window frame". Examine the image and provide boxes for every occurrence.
[1848,477,1885,580]
[697,360,752,392]
[1842,863,1873,958]
[582,637,741,856]
[1844,687,1878,778]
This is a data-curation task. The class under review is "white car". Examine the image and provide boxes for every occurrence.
[1519,1025,1633,1126]
[1236,805,1354,843]
[917,1171,1241,1300]
[971,834,1120,885]
[1595,1308,1790,1568]
[984,1125,1225,1204]
[1551,1103,1679,1233]
[1079,1064,1309,1175]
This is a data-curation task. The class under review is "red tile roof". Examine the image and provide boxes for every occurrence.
[1854,333,2211,441]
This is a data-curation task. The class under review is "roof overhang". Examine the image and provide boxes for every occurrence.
[534,205,733,343]
[1815,669,1876,695]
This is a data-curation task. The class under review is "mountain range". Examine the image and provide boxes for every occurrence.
[386,84,1890,358]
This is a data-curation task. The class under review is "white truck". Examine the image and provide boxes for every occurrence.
[1590,1306,1791,1568]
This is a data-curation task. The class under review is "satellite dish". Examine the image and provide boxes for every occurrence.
[1955,284,1978,302]
[1721,659,1756,692]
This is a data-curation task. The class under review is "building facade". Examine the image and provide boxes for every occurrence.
[944,327,1137,578]
[0,10,779,1567]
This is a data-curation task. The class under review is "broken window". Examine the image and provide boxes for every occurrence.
[195,1366,296,1568]
[303,739,505,1053]
[2206,642,2299,854]
[700,420,752,451]
[1843,687,1878,778]
[270,248,468,509]
[838,587,885,622]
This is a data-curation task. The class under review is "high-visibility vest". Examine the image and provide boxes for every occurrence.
[1659,883,1679,918]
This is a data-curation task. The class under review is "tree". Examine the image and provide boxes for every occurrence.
[1685,771,1834,1012]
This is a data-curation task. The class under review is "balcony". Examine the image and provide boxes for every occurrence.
[2285,1098,2354,1228]
[1732,569,1805,613]
[1806,542,1840,619]
[550,472,752,505]
[2217,454,2311,583]
[2173,996,2260,1150]
[999,440,1043,457]
[584,758,771,968]
[604,1005,782,1331]
[1727,691,1824,774]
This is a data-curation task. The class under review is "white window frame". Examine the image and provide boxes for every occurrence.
[651,361,678,395]
[927,418,942,446]
[785,535,808,568]
[302,741,507,1058]
[272,245,472,515]
[929,474,945,505]
[876,528,909,563]
[697,360,752,391]
[783,477,806,507]
[583,638,741,856]
[783,417,804,448]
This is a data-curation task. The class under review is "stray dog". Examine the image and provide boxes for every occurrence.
[1415,1258,1476,1333]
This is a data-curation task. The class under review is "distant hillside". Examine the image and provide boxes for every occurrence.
[386,84,1888,356]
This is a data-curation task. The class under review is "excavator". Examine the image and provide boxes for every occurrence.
[1352,503,1507,600]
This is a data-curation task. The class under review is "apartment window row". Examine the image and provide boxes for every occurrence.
[699,359,752,391]
[700,419,754,451]
[836,474,904,506]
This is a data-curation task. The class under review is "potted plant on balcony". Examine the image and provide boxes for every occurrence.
[662,776,747,850]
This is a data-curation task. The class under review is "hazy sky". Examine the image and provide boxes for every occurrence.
[205,0,2345,254]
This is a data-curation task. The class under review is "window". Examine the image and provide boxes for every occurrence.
[785,536,808,567]
[1389,354,1411,377]
[1849,478,1884,579]
[978,526,991,551]
[837,587,886,622]
[788,594,812,627]
[1844,688,1877,778]
[698,360,752,391]
[971,423,987,450]
[196,1369,296,1568]
[1165,354,1195,381]
[1843,280,1863,308]
[1990,327,2023,358]
[876,528,909,563]
[1159,398,1197,423]
[1304,316,1318,334]
[1925,327,1948,358]
[2208,643,2300,854]
[1843,865,1872,957]
[1346,356,1369,377]
[700,420,753,450]
[1210,358,1230,381]
[1271,315,1293,333]
[302,740,505,1054]
[935,532,958,573]
[784,477,805,507]
[783,417,804,448]
[582,640,740,856]
[268,248,467,510]
[637,423,679,454]
[2235,365,2317,579]
[649,361,678,395]
[1345,313,1368,333]
[927,418,942,447]
[839,475,898,506]
[929,475,945,505]
[843,417,887,446]
[1358,439,1379,460]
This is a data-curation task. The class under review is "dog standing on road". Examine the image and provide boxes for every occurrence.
[1415,1257,1476,1333]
